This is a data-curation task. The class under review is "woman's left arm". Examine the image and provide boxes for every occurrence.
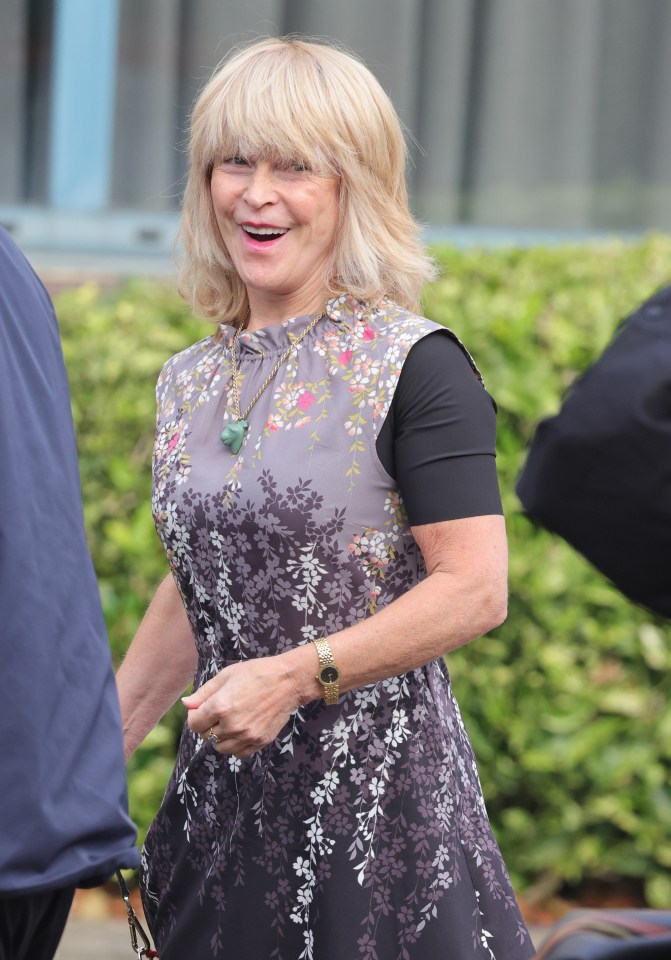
[183,513,507,755]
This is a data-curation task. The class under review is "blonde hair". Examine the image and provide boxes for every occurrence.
[178,37,437,322]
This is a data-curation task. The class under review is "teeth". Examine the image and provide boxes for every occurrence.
[243,225,288,236]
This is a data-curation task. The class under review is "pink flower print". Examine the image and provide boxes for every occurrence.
[337,349,352,366]
[296,391,315,411]
[168,432,180,452]
[363,324,375,341]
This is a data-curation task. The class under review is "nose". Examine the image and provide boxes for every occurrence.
[243,162,278,208]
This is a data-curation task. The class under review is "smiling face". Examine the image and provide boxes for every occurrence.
[210,156,340,324]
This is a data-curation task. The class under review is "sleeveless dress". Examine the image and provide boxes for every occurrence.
[141,295,535,960]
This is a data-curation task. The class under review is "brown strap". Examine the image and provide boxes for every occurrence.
[536,911,671,959]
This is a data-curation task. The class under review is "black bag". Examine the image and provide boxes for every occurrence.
[516,285,671,619]
[535,909,671,959]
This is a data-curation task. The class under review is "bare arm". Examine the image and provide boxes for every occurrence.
[184,514,507,755]
[116,573,198,761]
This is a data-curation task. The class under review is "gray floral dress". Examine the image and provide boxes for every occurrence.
[141,295,534,960]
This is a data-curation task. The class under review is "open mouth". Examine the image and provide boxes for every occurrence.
[242,225,288,243]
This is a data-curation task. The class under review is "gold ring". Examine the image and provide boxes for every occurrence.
[207,726,221,745]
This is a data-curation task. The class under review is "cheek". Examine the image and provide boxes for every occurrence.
[307,196,339,244]
[208,189,236,258]
[318,204,339,247]
[301,181,339,238]
[319,186,340,245]
[210,176,234,222]
[210,201,229,246]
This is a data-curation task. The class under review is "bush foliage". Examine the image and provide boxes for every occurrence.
[56,236,671,904]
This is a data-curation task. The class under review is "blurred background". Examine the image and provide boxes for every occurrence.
[2,2,670,952]
[2,0,671,272]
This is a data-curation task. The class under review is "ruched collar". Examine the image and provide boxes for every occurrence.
[217,295,368,357]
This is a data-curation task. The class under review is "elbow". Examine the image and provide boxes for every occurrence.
[479,581,508,634]
[488,596,508,632]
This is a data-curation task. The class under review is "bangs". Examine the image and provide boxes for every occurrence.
[209,119,335,176]
[194,42,359,176]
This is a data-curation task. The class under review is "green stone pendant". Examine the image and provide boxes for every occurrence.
[220,419,248,454]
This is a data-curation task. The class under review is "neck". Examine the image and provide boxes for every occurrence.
[245,286,329,332]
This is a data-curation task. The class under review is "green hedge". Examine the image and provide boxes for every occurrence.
[57,236,671,904]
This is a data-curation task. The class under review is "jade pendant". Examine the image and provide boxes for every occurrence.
[220,419,248,454]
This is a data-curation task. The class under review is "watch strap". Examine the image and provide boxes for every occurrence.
[313,637,340,705]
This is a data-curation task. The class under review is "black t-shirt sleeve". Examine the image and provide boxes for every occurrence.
[375,329,503,525]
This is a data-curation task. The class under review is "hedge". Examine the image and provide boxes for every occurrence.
[56,235,671,904]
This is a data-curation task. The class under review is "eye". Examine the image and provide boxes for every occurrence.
[222,156,250,168]
[276,159,310,175]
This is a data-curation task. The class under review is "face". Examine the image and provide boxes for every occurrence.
[210,155,340,315]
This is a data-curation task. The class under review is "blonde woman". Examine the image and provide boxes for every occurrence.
[118,37,534,960]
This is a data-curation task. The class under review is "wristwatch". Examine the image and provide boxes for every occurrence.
[313,637,340,705]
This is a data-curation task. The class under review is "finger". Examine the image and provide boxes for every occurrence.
[187,703,222,735]
[185,692,229,733]
[183,665,234,709]
[208,721,271,756]
[210,736,257,757]
[182,679,216,710]
[202,723,223,745]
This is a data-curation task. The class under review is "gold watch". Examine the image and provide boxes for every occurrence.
[313,637,340,705]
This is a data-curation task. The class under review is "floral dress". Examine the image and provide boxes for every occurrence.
[141,295,534,960]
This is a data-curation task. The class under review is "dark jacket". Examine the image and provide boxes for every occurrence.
[0,228,138,894]
[517,284,671,619]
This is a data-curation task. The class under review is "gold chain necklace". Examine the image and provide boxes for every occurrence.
[220,309,327,454]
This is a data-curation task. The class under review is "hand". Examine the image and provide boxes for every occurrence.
[182,656,303,758]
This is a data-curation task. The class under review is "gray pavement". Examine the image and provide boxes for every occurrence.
[55,918,132,960]
[54,917,550,958]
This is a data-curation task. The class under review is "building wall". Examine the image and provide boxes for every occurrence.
[1,0,670,257]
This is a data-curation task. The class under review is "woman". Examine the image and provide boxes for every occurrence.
[118,37,534,960]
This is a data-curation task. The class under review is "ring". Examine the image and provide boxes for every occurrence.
[207,726,221,745]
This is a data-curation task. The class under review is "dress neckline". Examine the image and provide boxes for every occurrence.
[217,295,369,357]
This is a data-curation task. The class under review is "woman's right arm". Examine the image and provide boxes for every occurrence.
[116,573,198,761]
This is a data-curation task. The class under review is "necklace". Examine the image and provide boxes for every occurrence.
[220,308,327,454]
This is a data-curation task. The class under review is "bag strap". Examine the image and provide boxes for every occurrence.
[115,870,159,959]
[536,911,671,958]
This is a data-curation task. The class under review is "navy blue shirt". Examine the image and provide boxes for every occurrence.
[0,228,138,894]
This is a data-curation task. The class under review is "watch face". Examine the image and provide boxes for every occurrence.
[320,665,339,684]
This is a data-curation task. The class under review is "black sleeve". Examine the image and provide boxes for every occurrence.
[375,330,503,525]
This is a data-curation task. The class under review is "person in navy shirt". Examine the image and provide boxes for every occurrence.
[0,228,138,960]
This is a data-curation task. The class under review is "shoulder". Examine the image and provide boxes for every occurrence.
[329,294,436,342]
[366,299,440,343]
[0,226,37,281]
[328,297,438,360]
[0,228,57,335]
[403,329,486,388]
[393,331,497,431]
[158,331,220,386]
[365,299,484,384]
[155,330,221,419]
